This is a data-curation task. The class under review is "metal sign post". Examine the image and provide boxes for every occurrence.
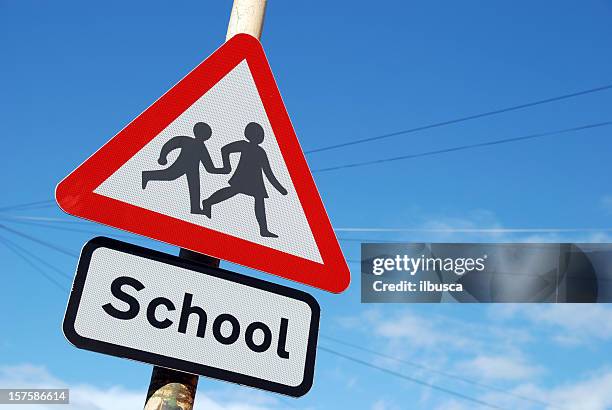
[144,250,219,410]
[146,2,267,408]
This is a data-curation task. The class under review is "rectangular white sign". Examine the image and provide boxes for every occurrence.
[63,237,319,397]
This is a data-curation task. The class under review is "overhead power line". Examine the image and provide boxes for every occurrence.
[334,227,612,233]
[0,224,79,258]
[321,335,554,408]
[0,216,148,242]
[0,235,69,292]
[305,84,612,154]
[3,212,612,236]
[319,346,505,410]
[0,199,56,213]
[0,211,569,408]
[0,215,92,224]
[313,120,612,173]
[338,237,397,243]
[0,234,73,281]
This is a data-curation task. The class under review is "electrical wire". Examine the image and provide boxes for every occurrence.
[305,84,612,154]
[313,121,612,173]
[318,345,506,409]
[0,219,560,408]
[0,215,93,224]
[6,214,611,236]
[320,335,555,408]
[0,216,149,242]
[334,227,612,233]
[338,237,398,243]
[0,235,69,292]
[0,224,79,258]
[0,233,73,280]
[0,200,56,213]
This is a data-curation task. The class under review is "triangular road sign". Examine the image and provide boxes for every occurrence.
[56,34,349,293]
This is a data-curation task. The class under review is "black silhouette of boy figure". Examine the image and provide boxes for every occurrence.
[202,122,288,238]
[142,122,229,214]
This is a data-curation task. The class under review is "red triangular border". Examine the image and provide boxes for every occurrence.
[56,34,350,293]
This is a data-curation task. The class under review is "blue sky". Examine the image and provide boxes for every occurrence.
[2,1,612,409]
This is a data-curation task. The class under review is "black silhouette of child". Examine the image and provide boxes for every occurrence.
[202,122,288,238]
[142,122,229,214]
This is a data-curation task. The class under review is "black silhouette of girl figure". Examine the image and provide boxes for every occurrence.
[202,122,288,238]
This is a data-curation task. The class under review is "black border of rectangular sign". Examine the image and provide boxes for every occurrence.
[63,236,320,397]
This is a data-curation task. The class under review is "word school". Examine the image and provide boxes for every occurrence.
[104,276,291,358]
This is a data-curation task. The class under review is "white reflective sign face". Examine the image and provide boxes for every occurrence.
[63,237,319,397]
[94,61,322,264]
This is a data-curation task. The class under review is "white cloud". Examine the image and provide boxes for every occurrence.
[433,400,470,410]
[480,368,612,410]
[394,209,508,243]
[0,363,283,410]
[333,304,612,410]
[371,398,400,410]
[521,231,612,243]
[420,209,505,239]
[337,307,475,358]
[543,369,612,410]
[601,195,612,214]
[455,354,543,381]
[373,310,466,349]
[378,207,612,243]
[339,307,530,355]
[0,364,64,388]
[333,304,538,407]
[433,368,612,410]
[492,304,612,346]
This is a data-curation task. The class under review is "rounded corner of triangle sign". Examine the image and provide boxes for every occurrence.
[55,33,350,294]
